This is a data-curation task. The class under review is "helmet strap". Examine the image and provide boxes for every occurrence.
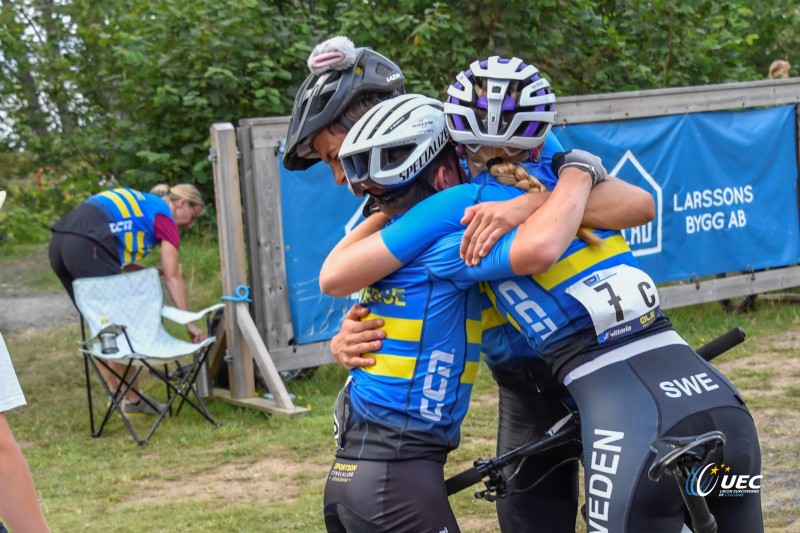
[337,115,355,130]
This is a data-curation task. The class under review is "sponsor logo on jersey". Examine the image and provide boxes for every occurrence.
[358,286,407,307]
[109,220,133,233]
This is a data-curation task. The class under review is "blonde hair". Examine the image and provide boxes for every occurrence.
[150,183,204,212]
[468,147,601,246]
[768,59,791,79]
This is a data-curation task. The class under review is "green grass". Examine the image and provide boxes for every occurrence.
[3,238,800,532]
[0,243,63,294]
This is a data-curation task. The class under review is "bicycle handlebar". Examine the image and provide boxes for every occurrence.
[695,327,746,362]
[444,466,484,496]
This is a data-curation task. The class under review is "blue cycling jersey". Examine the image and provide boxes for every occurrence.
[84,188,174,266]
[381,168,660,381]
[337,133,568,462]
[339,231,514,462]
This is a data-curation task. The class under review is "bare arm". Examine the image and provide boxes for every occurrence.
[583,176,655,229]
[319,212,402,297]
[0,413,50,532]
[508,168,594,274]
[461,175,655,264]
[160,241,206,343]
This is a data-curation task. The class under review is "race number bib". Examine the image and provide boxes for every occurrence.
[566,264,660,343]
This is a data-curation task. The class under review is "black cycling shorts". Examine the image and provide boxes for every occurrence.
[49,231,119,302]
[565,328,763,532]
[488,358,581,533]
[323,457,459,533]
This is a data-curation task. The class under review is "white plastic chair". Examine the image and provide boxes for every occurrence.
[73,268,224,444]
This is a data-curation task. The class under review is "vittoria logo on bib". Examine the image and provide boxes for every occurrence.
[685,462,763,498]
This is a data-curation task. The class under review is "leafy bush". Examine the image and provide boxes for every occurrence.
[0,0,798,220]
[0,173,93,244]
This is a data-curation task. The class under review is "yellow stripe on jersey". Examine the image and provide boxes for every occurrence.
[482,281,498,307]
[135,231,145,261]
[114,188,144,217]
[361,353,416,379]
[482,283,522,333]
[123,232,133,265]
[461,360,479,384]
[365,313,422,342]
[482,306,508,329]
[533,234,630,290]
[99,191,131,219]
[466,319,482,345]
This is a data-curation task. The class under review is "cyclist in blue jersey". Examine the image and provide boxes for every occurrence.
[319,93,600,533]
[49,183,207,414]
[287,36,655,533]
[324,57,763,533]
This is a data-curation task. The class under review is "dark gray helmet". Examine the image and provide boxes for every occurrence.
[283,47,405,171]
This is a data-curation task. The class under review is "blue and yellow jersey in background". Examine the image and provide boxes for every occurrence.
[339,229,516,463]
[85,188,174,266]
[381,166,655,382]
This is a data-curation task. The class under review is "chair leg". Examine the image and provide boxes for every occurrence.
[80,317,98,436]
[84,350,221,445]
[172,347,219,425]
[84,355,96,436]
[143,348,220,428]
[85,356,148,445]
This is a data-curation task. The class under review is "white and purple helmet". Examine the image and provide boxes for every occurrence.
[444,56,556,153]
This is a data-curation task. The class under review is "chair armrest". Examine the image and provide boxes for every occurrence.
[162,303,225,325]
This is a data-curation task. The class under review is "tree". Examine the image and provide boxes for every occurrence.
[0,0,797,242]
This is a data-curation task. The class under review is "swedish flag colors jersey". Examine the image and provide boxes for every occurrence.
[381,167,661,382]
[85,188,174,266]
[467,134,566,370]
[337,230,515,463]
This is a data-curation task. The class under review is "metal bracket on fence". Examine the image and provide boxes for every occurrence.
[208,147,241,163]
[691,274,700,290]
[747,265,756,282]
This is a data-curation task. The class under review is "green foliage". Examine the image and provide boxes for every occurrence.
[0,171,92,244]
[1,0,799,243]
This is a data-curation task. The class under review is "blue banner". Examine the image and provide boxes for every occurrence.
[280,106,800,344]
[279,159,366,344]
[554,105,800,283]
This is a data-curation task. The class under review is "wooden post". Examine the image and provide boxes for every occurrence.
[210,122,308,417]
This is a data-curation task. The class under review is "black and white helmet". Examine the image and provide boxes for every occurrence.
[283,38,405,171]
[444,56,556,153]
[339,94,451,197]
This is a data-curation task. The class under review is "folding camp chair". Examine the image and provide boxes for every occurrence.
[73,268,224,445]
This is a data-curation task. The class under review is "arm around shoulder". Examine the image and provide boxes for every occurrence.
[582,176,655,229]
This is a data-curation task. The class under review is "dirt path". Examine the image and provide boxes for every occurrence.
[0,292,79,332]
[0,251,79,332]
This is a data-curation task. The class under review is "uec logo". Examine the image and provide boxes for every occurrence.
[685,463,763,496]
